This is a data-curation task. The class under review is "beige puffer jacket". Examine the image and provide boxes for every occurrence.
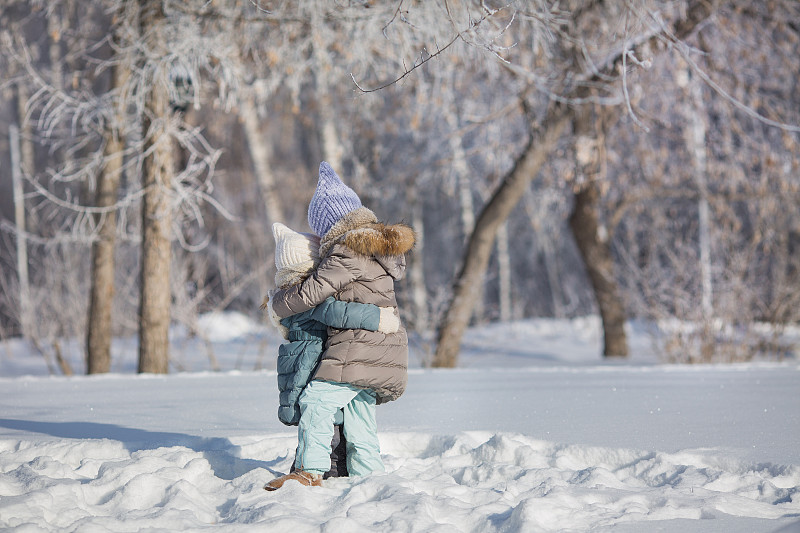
[268,208,415,404]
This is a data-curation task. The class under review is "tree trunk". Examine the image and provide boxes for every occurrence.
[560,0,718,358]
[568,102,628,358]
[448,111,474,246]
[312,14,344,172]
[433,103,570,367]
[87,63,127,374]
[16,84,37,229]
[9,124,30,339]
[688,70,713,319]
[138,0,173,374]
[240,97,285,228]
[407,184,429,331]
[523,190,565,317]
[568,182,629,357]
[540,235,564,317]
[497,222,512,322]
[447,99,484,323]
[47,4,64,93]
[687,67,715,361]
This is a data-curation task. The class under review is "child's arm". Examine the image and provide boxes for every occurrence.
[309,296,399,333]
[269,250,361,319]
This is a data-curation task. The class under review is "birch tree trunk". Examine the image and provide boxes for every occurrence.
[688,68,715,360]
[9,124,30,338]
[311,13,344,172]
[433,103,570,367]
[688,70,713,319]
[87,62,128,374]
[47,6,64,91]
[407,184,429,331]
[448,118,474,246]
[446,100,484,322]
[541,236,564,317]
[15,89,33,177]
[240,97,285,227]
[6,52,25,329]
[523,191,565,317]
[15,84,36,230]
[138,0,173,374]
[496,222,512,322]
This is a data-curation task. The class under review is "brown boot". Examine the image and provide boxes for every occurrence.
[264,470,322,491]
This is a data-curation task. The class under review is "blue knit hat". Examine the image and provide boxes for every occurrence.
[307,162,362,237]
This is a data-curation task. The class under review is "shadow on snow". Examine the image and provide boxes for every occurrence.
[0,418,283,480]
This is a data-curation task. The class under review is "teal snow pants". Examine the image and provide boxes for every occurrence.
[295,380,385,477]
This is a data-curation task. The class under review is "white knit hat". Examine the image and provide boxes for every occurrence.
[272,223,321,287]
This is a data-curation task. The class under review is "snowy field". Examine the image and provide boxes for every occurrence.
[1,314,799,532]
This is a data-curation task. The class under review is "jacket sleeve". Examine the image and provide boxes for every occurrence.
[270,248,361,318]
[309,296,380,331]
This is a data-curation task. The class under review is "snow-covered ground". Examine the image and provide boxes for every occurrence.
[1,315,798,532]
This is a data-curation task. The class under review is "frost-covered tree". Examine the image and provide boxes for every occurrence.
[609,2,800,362]
[400,1,721,366]
[1,0,240,373]
[1,0,797,375]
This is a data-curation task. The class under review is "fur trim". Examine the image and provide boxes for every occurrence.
[320,207,377,257]
[320,206,416,258]
[344,223,415,257]
[261,291,289,338]
[275,262,315,290]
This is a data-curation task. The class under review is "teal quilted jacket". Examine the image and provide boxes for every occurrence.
[277,296,380,425]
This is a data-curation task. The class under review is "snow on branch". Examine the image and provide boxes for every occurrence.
[3,1,244,248]
[351,1,517,93]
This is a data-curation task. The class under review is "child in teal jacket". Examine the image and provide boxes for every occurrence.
[276,295,383,426]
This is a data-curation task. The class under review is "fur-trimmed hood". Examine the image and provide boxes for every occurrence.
[320,207,415,279]
[274,265,313,291]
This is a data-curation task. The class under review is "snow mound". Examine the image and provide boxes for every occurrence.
[195,311,264,342]
[2,432,798,532]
